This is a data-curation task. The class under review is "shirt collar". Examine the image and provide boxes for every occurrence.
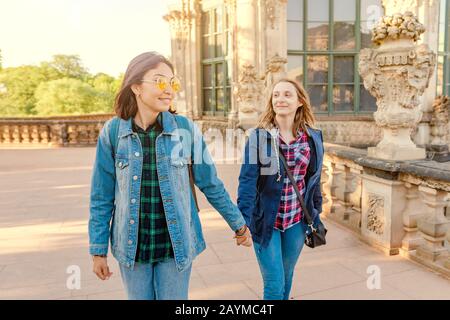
[132,113,163,133]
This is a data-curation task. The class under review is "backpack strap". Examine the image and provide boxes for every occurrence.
[174,115,200,212]
[108,117,120,159]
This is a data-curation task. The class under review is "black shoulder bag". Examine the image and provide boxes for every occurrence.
[278,149,327,248]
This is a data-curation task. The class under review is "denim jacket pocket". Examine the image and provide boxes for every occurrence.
[170,156,189,168]
[115,157,129,169]
[115,157,129,191]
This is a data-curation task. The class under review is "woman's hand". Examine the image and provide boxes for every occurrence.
[234,225,253,247]
[92,256,113,280]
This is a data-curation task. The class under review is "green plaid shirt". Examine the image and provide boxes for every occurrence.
[132,114,173,263]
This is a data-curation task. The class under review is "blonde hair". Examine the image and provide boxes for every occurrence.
[257,78,317,137]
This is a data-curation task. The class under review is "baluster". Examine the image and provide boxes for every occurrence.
[401,183,424,252]
[416,186,449,262]
[329,162,345,220]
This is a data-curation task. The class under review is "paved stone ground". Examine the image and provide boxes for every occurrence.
[0,148,449,300]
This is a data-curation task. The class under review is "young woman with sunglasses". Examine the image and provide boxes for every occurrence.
[88,52,252,300]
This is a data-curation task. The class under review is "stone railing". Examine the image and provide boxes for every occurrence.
[0,119,109,147]
[321,142,450,277]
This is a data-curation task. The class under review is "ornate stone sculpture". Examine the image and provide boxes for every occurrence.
[429,95,450,161]
[359,12,436,160]
[263,53,288,102]
[265,0,288,29]
[234,63,261,114]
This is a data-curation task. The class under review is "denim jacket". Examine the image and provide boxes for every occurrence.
[237,126,324,248]
[89,112,246,271]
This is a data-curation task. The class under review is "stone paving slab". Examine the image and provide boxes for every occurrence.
[0,148,449,300]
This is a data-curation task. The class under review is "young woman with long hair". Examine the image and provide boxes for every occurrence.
[238,78,324,300]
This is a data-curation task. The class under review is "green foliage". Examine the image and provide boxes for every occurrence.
[40,54,89,80]
[34,78,98,115]
[0,65,47,115]
[0,54,122,116]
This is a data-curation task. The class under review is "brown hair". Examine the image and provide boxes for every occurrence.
[114,51,177,120]
[257,78,317,137]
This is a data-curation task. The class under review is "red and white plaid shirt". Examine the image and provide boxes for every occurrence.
[274,130,310,232]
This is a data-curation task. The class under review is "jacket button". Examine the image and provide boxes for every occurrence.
[135,152,140,157]
[133,175,138,181]
[131,199,136,204]
[128,240,133,245]
[130,219,135,225]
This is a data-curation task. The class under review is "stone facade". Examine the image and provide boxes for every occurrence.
[165,0,450,151]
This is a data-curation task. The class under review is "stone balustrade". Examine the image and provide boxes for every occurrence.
[0,119,108,147]
[322,142,450,277]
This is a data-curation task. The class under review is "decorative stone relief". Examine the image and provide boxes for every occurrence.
[265,0,288,30]
[382,0,420,16]
[430,96,449,146]
[367,193,385,235]
[262,53,287,102]
[234,63,262,114]
[163,0,194,51]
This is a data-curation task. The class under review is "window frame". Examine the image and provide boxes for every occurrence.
[437,0,450,96]
[201,5,232,117]
[287,0,380,115]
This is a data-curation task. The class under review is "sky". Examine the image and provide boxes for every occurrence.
[0,0,175,77]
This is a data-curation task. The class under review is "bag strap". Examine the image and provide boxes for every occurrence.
[108,117,120,159]
[278,149,314,228]
[174,116,200,212]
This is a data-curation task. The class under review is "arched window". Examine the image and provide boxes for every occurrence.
[287,0,383,115]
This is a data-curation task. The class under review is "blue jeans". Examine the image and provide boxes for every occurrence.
[119,259,192,300]
[253,222,306,300]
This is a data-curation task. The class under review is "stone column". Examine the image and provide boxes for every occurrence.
[225,0,239,128]
[260,0,289,100]
[401,182,425,252]
[416,185,449,262]
[329,162,345,220]
[321,161,332,218]
[164,1,193,117]
[347,168,363,232]
[359,12,436,161]
[235,0,259,129]
[50,122,66,147]
[2,125,12,144]
[12,125,20,144]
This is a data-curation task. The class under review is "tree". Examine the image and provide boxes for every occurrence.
[34,78,98,115]
[85,73,122,113]
[0,65,47,115]
[0,55,122,116]
[40,54,89,80]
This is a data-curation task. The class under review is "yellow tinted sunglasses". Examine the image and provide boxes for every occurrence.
[141,76,181,93]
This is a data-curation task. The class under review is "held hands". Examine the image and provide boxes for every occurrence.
[234,225,252,247]
[92,255,113,280]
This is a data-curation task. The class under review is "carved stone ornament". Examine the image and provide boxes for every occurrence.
[359,12,436,160]
[261,54,288,103]
[430,96,450,146]
[163,0,194,51]
[266,0,288,30]
[367,193,385,235]
[235,63,261,114]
